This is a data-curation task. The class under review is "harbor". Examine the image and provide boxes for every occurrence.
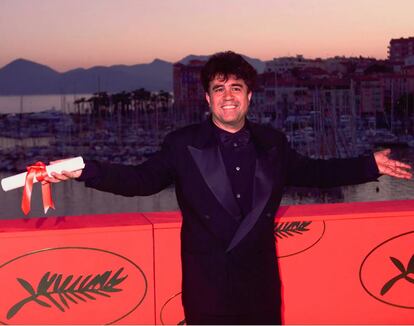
[0,91,177,172]
[0,101,413,173]
[0,93,413,219]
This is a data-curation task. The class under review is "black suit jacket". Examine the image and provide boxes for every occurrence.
[81,118,379,315]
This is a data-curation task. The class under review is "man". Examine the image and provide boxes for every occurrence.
[47,51,412,324]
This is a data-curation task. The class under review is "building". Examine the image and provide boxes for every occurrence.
[388,37,414,62]
[173,60,208,122]
[265,55,309,74]
[405,55,414,67]
[353,76,384,115]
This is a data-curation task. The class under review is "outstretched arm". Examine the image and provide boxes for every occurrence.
[42,134,176,196]
[374,149,412,179]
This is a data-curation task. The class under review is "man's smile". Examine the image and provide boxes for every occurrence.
[221,103,239,110]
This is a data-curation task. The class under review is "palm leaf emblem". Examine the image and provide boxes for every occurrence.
[380,255,414,296]
[7,267,127,319]
[274,221,312,239]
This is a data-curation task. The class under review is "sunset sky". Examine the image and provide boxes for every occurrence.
[1,0,413,72]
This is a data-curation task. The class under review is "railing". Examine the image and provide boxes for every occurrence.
[0,200,413,324]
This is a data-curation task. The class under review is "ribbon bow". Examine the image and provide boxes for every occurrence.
[21,162,55,215]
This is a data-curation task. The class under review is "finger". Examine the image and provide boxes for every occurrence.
[383,166,413,179]
[42,176,63,183]
[394,161,412,170]
[386,159,412,170]
[383,170,410,179]
[394,170,413,179]
[50,172,70,181]
[61,170,77,178]
[393,172,412,179]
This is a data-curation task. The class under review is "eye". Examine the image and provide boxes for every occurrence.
[214,87,224,93]
[232,86,241,92]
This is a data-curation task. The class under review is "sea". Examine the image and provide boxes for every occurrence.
[0,95,414,220]
[0,94,89,114]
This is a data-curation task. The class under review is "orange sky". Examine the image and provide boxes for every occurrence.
[1,0,413,72]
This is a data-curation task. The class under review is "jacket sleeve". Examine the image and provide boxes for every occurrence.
[285,138,380,188]
[78,133,176,196]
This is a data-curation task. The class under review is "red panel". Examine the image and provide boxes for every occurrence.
[0,215,154,324]
[277,211,414,324]
[144,211,183,325]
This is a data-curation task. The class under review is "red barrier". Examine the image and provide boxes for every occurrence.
[147,211,182,325]
[276,201,414,324]
[0,200,413,324]
[0,213,155,324]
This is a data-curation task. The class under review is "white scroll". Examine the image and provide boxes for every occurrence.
[1,156,85,191]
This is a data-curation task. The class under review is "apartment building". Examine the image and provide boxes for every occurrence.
[173,60,208,121]
[389,37,414,62]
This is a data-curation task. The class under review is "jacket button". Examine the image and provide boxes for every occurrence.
[266,212,273,217]
[204,214,210,220]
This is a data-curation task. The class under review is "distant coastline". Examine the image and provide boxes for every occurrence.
[0,55,265,96]
[0,94,91,114]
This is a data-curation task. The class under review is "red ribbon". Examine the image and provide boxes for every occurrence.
[21,162,55,215]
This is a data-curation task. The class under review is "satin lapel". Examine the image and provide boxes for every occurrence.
[188,145,241,218]
[226,147,277,252]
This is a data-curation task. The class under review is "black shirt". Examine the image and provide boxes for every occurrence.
[213,123,257,219]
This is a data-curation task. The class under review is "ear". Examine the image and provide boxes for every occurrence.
[248,92,252,102]
[205,92,211,105]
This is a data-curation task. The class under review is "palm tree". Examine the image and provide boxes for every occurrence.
[132,88,151,112]
[74,97,86,115]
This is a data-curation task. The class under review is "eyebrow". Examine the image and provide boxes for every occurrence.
[230,83,244,88]
[211,84,223,91]
[211,83,245,90]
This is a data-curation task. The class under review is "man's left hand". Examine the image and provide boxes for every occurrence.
[374,149,412,179]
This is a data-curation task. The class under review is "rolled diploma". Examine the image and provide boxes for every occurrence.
[1,156,85,192]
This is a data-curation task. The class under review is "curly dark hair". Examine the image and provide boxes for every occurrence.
[200,51,257,93]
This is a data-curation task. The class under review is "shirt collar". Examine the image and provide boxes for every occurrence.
[213,121,251,148]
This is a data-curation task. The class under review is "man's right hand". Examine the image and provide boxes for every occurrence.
[42,159,83,183]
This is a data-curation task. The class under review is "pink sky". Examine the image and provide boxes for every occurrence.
[1,0,413,72]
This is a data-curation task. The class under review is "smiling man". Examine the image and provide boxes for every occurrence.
[206,75,251,132]
[47,51,412,325]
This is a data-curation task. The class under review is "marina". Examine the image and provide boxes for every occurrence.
[0,105,413,173]
[0,94,413,220]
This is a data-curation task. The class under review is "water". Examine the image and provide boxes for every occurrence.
[1,148,413,220]
[0,94,90,114]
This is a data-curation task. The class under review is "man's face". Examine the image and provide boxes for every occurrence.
[206,74,252,133]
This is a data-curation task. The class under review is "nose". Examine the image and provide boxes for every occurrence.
[223,88,234,100]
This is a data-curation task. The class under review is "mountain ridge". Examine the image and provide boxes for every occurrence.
[0,55,266,95]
